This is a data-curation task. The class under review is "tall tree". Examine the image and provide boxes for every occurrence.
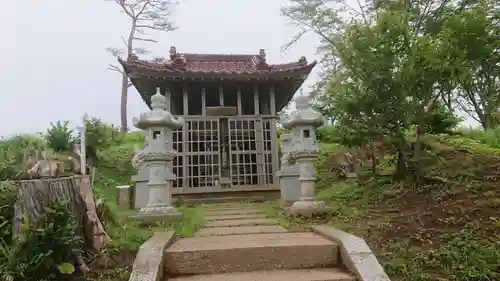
[440,1,500,129]
[106,0,178,132]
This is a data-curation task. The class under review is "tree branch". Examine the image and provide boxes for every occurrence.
[108,64,124,74]
[132,37,158,43]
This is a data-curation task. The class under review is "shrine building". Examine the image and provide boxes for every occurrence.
[119,47,316,199]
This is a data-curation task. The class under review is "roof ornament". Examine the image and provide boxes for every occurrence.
[169,46,177,60]
[259,49,266,63]
[299,56,307,63]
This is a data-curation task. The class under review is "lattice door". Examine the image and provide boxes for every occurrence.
[227,118,273,187]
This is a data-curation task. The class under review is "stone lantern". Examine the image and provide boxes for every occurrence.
[129,88,184,223]
[281,95,329,217]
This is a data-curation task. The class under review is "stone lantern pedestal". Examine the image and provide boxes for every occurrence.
[276,133,301,206]
[281,95,330,217]
[286,149,329,217]
[128,88,184,224]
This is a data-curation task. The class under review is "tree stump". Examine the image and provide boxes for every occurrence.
[12,176,110,272]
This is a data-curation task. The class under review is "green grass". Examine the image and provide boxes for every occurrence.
[262,135,500,281]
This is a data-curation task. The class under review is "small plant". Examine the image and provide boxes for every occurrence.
[45,121,75,152]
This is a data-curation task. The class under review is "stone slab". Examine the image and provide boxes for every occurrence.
[164,232,338,275]
[204,218,277,228]
[205,213,268,221]
[196,225,289,237]
[311,225,391,281]
[167,268,355,281]
[203,209,265,216]
[129,231,175,281]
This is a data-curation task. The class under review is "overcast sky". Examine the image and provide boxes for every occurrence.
[1,0,476,137]
[1,0,323,136]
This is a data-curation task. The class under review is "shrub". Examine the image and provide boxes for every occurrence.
[0,201,81,281]
[316,125,341,143]
[0,135,45,181]
[85,117,123,151]
[45,121,75,152]
[0,182,16,245]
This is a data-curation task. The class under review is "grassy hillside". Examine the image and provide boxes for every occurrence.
[267,132,500,281]
[0,121,206,281]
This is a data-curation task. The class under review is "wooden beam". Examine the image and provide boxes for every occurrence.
[237,85,242,115]
[253,84,259,114]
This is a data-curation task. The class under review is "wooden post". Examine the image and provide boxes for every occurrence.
[269,84,278,184]
[270,84,276,116]
[80,113,88,175]
[219,84,224,106]
[163,85,171,112]
[237,85,242,115]
[183,83,188,115]
[201,86,207,116]
[253,84,260,114]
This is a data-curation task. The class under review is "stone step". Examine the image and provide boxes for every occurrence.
[164,232,338,275]
[196,225,289,237]
[205,218,277,228]
[167,268,355,281]
[203,209,265,216]
[205,214,268,221]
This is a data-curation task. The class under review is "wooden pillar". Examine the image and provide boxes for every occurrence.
[181,83,188,187]
[163,85,171,112]
[183,83,188,115]
[237,85,242,115]
[253,84,260,114]
[219,84,224,106]
[269,84,276,116]
[201,86,207,116]
[269,84,279,184]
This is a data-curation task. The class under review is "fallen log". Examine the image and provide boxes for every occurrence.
[12,175,110,272]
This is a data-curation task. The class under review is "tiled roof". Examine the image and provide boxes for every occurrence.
[119,47,317,77]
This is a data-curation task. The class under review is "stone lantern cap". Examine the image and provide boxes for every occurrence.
[133,89,185,130]
[281,95,324,129]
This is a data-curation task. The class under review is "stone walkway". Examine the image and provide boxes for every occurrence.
[164,204,355,281]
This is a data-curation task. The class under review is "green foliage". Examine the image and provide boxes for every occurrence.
[85,117,124,150]
[0,201,82,281]
[0,135,45,181]
[0,182,16,245]
[458,127,500,148]
[44,121,75,152]
[315,125,340,143]
[421,105,462,134]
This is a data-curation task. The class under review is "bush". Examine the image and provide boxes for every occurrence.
[0,182,16,245]
[316,125,341,143]
[85,117,124,151]
[0,201,81,281]
[0,135,45,181]
[45,121,75,152]
[459,127,500,148]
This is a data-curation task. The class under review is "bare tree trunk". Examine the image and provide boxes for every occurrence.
[120,72,129,132]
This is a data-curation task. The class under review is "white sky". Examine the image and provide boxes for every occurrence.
[0,0,322,136]
[0,0,476,137]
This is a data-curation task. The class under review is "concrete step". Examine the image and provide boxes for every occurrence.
[167,268,355,281]
[196,225,289,237]
[164,232,338,275]
[205,218,277,228]
[203,209,265,216]
[205,214,268,221]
